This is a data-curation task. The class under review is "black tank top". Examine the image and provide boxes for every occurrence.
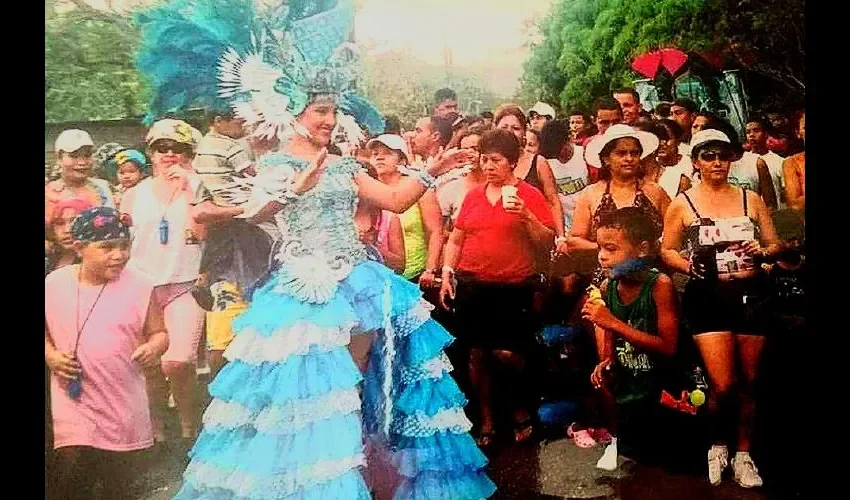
[591,180,664,240]
[523,154,544,192]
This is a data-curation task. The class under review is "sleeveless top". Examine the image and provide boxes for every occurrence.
[522,154,544,192]
[683,188,759,274]
[400,202,427,279]
[591,180,664,240]
[605,270,661,403]
[45,265,155,451]
[657,155,692,199]
[261,153,367,265]
[127,177,202,286]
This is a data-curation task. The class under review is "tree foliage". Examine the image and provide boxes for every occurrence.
[519,0,805,113]
[45,1,150,122]
[358,50,507,129]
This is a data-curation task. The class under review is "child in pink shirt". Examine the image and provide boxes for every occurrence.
[45,207,169,500]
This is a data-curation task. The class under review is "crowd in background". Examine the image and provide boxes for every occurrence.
[45,86,806,497]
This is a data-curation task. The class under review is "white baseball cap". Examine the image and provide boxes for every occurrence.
[55,129,95,153]
[529,102,556,119]
[584,124,659,168]
[366,134,410,163]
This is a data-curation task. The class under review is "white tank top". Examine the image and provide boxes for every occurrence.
[728,152,761,192]
[657,155,693,199]
[128,177,202,286]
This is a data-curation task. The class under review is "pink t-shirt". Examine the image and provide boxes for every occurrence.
[45,265,155,451]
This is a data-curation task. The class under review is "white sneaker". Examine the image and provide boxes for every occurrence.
[596,438,618,471]
[732,452,763,488]
[707,444,728,486]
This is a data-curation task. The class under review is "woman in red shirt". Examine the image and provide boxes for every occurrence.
[440,129,555,446]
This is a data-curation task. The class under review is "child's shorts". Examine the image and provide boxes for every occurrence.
[206,281,248,352]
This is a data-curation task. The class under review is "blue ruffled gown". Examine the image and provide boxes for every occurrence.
[175,154,496,500]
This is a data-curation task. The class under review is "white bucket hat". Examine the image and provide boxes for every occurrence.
[584,124,659,168]
[529,102,556,120]
[366,134,410,164]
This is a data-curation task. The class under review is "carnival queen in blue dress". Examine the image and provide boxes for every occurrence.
[135,1,495,498]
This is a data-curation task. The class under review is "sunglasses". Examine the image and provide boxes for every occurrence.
[697,150,736,162]
[152,141,192,155]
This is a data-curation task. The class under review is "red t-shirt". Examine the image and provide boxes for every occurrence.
[455,181,555,283]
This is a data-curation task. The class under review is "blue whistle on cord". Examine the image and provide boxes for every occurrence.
[159,218,169,245]
[68,378,82,399]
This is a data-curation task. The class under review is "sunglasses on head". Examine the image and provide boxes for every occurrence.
[697,150,736,162]
[152,141,191,155]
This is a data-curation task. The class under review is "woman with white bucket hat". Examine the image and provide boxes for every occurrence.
[568,124,670,265]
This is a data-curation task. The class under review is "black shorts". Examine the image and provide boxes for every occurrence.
[452,276,540,352]
[683,276,769,336]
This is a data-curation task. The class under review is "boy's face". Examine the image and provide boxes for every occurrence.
[59,147,94,184]
[117,162,143,189]
[596,227,647,273]
[52,208,79,250]
[75,238,131,281]
[215,116,247,139]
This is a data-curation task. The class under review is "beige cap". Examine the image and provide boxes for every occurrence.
[145,119,202,149]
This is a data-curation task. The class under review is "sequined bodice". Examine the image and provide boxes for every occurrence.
[262,153,367,264]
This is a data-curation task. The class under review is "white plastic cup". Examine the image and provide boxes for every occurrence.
[501,185,518,209]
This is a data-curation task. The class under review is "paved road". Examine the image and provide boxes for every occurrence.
[134,408,775,500]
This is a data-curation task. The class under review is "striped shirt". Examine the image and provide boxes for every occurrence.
[193,132,254,207]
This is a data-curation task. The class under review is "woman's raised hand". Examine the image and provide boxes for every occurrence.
[293,148,329,195]
[428,147,478,177]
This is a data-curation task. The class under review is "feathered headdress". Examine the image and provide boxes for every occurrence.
[135,0,384,142]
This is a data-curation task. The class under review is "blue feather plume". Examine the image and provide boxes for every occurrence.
[134,0,258,124]
[339,93,385,136]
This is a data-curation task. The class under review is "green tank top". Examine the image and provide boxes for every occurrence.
[400,202,427,279]
[605,269,661,403]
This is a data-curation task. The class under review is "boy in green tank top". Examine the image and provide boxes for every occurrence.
[581,207,679,471]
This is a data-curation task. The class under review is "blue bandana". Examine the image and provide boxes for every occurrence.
[71,207,132,243]
[610,257,654,280]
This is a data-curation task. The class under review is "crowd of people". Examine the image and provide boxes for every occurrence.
[44,2,805,499]
[44,84,806,498]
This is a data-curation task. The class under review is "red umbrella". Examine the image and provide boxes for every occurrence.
[631,48,690,79]
[659,48,688,75]
[631,51,663,79]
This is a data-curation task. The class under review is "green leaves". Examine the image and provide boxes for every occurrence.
[519,0,804,112]
[45,6,149,123]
